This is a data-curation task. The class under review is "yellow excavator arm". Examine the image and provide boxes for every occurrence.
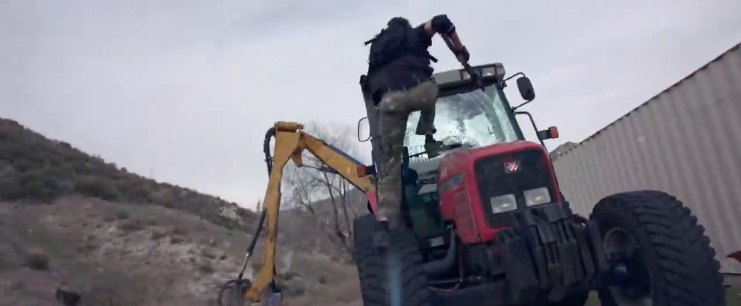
[222,121,376,304]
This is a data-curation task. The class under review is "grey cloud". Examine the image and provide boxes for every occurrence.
[1,0,740,208]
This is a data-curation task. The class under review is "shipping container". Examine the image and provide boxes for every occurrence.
[551,42,741,274]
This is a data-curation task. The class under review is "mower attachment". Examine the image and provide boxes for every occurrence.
[217,278,282,306]
[217,279,252,306]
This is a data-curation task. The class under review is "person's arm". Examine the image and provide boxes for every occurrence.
[421,14,469,63]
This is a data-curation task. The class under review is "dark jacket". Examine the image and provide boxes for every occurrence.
[365,15,454,105]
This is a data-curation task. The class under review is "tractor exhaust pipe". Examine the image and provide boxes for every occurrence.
[424,230,457,277]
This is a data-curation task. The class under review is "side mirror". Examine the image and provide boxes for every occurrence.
[357,117,371,142]
[516,76,535,101]
[537,126,559,140]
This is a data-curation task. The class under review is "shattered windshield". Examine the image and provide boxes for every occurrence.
[404,85,520,156]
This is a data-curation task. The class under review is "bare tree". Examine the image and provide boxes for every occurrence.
[280,121,361,250]
[283,157,322,214]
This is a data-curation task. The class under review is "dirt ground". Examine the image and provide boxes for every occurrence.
[3,195,739,306]
[0,196,363,306]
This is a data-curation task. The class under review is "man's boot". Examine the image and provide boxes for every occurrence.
[424,134,446,158]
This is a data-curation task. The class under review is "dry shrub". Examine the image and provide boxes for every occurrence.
[150,230,167,240]
[25,246,49,270]
[197,261,214,274]
[117,218,146,233]
[170,226,187,236]
[76,242,97,255]
[115,210,129,220]
[103,215,116,223]
[200,248,217,260]
[76,176,120,201]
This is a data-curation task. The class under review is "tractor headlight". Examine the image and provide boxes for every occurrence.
[490,194,517,213]
[480,63,506,80]
[481,66,497,77]
[524,187,551,206]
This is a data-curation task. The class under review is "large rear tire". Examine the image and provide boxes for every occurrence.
[589,190,724,306]
[548,291,589,306]
[364,227,432,306]
[353,214,377,305]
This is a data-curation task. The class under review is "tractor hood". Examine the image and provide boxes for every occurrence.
[408,140,547,195]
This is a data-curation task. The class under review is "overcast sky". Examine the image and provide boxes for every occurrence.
[2,0,740,210]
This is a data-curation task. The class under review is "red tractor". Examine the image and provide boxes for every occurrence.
[352,63,725,306]
[215,62,725,306]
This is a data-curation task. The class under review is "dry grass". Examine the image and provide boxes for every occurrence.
[170,225,187,236]
[1,197,365,306]
[81,271,148,306]
[169,236,185,244]
[284,277,360,306]
[322,274,361,303]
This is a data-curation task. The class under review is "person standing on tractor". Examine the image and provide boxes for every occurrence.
[361,15,470,236]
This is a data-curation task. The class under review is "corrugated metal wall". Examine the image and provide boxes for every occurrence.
[551,43,741,274]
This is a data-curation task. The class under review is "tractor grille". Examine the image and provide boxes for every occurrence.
[474,149,557,228]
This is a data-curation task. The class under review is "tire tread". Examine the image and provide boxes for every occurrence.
[589,190,724,306]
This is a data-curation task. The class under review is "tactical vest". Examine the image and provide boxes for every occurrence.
[364,23,437,75]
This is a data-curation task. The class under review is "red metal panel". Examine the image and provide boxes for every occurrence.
[441,140,564,244]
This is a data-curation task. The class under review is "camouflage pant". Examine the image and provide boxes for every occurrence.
[375,80,439,229]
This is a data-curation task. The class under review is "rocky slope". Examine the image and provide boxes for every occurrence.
[0,119,256,230]
[0,118,364,306]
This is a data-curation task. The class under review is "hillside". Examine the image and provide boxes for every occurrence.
[0,118,257,230]
[0,117,364,306]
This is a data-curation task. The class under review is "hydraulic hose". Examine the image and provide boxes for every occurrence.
[235,127,276,280]
[237,208,267,280]
[264,127,276,174]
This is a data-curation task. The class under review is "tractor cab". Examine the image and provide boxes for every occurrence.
[358,63,562,250]
[403,63,558,161]
[359,63,559,168]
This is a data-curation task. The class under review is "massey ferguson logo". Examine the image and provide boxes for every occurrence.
[504,161,520,173]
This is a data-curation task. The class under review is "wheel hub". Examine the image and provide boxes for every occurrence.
[603,228,653,306]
